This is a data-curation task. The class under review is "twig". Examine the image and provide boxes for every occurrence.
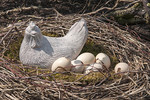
[5,93,19,100]
[0,27,14,44]
[83,0,120,15]
[62,89,87,100]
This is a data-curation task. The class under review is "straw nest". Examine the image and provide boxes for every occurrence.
[0,2,150,100]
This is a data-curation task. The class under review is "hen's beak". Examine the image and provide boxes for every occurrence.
[31,31,37,37]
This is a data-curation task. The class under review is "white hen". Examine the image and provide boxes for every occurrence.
[19,19,88,68]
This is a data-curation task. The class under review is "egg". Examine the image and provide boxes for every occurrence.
[114,62,129,73]
[71,60,84,73]
[84,63,103,74]
[51,57,71,72]
[76,52,95,65]
[96,53,111,69]
[84,65,93,74]
[93,63,103,71]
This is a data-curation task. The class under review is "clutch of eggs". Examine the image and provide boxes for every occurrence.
[51,52,112,73]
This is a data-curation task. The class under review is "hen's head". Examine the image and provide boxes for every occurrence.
[25,22,43,48]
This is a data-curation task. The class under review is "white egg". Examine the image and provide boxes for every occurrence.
[76,52,95,65]
[71,60,84,73]
[84,65,92,74]
[84,63,103,74]
[93,63,103,71]
[51,57,71,72]
[114,62,129,73]
[96,53,111,69]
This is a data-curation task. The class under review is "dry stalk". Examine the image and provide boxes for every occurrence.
[0,2,150,99]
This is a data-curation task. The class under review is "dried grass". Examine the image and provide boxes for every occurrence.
[0,5,150,100]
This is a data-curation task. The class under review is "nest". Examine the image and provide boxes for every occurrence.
[0,3,150,100]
